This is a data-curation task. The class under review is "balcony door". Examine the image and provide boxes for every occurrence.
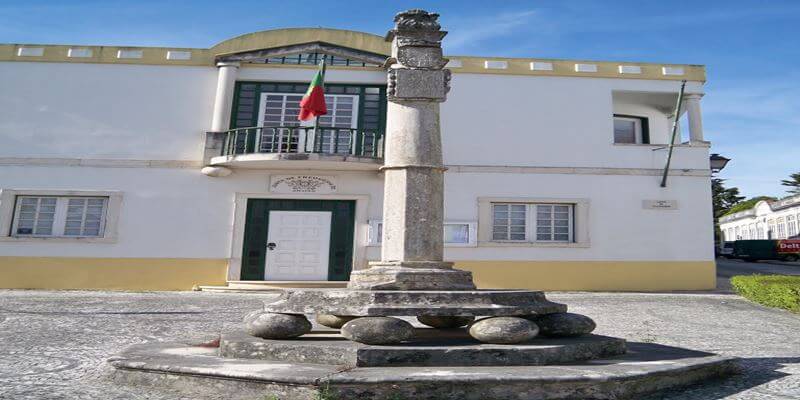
[257,93,359,154]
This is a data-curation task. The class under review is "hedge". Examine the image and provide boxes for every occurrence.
[731,275,800,313]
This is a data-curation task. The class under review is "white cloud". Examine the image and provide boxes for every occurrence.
[443,10,537,53]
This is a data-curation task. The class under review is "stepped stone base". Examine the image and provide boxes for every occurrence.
[219,329,627,367]
[261,288,567,316]
[348,264,477,290]
[110,341,738,400]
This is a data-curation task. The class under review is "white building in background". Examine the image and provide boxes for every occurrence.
[0,28,716,291]
[719,195,800,241]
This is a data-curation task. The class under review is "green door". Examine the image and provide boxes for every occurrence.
[241,199,356,281]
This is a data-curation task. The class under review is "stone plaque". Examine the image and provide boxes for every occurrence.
[270,175,337,194]
[391,69,448,100]
[642,200,678,210]
[397,47,445,69]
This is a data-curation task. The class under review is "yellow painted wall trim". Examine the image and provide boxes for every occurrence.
[0,257,227,291]
[455,261,716,291]
[0,257,714,292]
[0,28,705,81]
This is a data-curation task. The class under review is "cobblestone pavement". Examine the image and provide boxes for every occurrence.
[0,290,798,399]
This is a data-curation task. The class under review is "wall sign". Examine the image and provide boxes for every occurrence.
[270,175,337,194]
[642,200,678,210]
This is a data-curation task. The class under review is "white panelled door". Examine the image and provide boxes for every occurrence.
[265,211,332,281]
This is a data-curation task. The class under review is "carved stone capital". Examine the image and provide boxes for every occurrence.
[386,9,448,70]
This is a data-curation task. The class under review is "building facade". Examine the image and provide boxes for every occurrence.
[0,28,716,291]
[719,195,800,241]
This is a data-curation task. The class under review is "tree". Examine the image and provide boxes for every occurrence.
[712,178,745,219]
[781,172,800,195]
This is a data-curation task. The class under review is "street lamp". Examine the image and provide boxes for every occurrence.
[709,153,730,173]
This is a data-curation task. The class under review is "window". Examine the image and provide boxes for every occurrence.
[749,224,756,240]
[257,92,360,154]
[12,196,107,238]
[777,218,786,239]
[767,220,776,239]
[732,227,738,240]
[613,115,649,144]
[492,203,573,242]
[788,215,797,237]
[368,220,476,247]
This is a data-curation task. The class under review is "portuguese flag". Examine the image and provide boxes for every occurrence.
[298,59,327,121]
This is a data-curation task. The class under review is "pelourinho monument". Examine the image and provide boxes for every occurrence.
[110,9,737,400]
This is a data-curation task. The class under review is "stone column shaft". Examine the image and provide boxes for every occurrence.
[381,101,445,263]
[684,94,704,144]
[211,62,240,132]
[348,9,475,290]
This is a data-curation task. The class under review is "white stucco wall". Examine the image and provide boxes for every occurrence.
[0,61,714,272]
[1,61,708,171]
[0,164,713,263]
[0,62,218,160]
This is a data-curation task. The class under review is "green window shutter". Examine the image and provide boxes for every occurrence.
[241,199,269,280]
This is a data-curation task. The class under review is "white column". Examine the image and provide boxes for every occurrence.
[210,62,240,132]
[683,93,704,144]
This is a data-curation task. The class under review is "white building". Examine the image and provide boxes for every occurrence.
[0,28,716,291]
[719,195,800,241]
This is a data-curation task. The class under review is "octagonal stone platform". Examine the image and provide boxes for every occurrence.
[219,329,627,367]
[110,340,738,400]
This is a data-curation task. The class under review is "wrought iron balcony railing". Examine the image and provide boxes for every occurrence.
[220,126,384,159]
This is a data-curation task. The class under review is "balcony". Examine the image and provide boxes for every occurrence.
[207,126,384,171]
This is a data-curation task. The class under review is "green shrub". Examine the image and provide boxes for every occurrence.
[731,275,800,313]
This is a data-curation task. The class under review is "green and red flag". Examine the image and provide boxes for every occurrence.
[298,59,327,121]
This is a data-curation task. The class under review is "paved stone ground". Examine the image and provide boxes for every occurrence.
[0,290,798,399]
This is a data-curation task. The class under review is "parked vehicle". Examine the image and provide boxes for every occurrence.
[732,240,800,262]
[719,242,735,258]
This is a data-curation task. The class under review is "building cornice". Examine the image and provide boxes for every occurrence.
[0,28,705,82]
[0,157,710,177]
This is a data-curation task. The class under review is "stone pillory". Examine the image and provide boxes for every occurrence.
[239,8,588,345]
[110,10,737,399]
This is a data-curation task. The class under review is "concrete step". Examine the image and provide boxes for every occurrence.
[198,281,348,292]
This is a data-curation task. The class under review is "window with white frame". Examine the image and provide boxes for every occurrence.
[258,93,359,154]
[733,227,739,240]
[368,220,476,247]
[788,215,797,237]
[777,218,786,239]
[749,224,756,240]
[12,196,107,237]
[492,203,573,242]
[613,115,648,144]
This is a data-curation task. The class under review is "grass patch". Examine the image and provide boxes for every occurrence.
[731,275,800,313]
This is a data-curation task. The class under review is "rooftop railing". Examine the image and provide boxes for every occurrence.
[220,126,384,159]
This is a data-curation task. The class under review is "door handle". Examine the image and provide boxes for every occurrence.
[267,242,277,250]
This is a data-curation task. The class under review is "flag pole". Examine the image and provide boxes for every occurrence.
[660,80,687,188]
[312,55,327,151]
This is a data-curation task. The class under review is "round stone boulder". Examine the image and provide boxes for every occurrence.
[341,317,414,345]
[469,317,538,344]
[531,313,596,337]
[245,312,312,339]
[417,315,475,329]
[315,314,357,329]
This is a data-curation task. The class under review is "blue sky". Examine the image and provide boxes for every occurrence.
[1,0,798,198]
